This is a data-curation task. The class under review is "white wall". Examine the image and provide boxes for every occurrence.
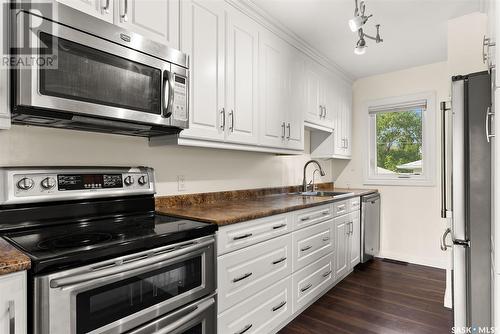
[333,62,449,269]
[0,126,331,196]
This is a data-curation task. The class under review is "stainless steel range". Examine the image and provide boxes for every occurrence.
[0,167,216,334]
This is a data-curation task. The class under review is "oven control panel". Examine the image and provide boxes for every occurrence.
[172,74,187,122]
[0,167,155,205]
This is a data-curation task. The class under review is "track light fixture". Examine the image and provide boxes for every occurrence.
[349,0,383,55]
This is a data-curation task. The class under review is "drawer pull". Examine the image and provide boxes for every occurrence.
[272,301,287,312]
[233,272,253,283]
[300,245,312,252]
[272,224,287,230]
[300,283,313,292]
[272,257,287,265]
[322,270,332,278]
[300,216,310,221]
[322,211,329,215]
[234,324,253,334]
[322,237,330,242]
[233,233,253,241]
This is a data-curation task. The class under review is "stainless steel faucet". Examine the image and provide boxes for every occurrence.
[302,160,326,192]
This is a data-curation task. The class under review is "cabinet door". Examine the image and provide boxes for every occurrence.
[285,48,305,150]
[0,271,27,334]
[259,30,287,148]
[115,0,179,49]
[349,211,361,268]
[344,83,353,156]
[225,5,259,145]
[320,74,334,128]
[334,215,349,278]
[0,0,10,130]
[56,0,113,22]
[180,0,226,142]
[305,64,322,125]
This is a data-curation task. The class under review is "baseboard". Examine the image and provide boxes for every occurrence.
[378,251,447,269]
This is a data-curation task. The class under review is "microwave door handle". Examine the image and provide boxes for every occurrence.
[127,297,215,334]
[163,71,174,118]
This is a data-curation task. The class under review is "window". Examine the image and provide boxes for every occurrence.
[365,92,436,186]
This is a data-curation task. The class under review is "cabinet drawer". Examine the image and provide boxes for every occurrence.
[217,213,291,255]
[292,253,334,312]
[292,220,334,272]
[218,234,292,312]
[293,204,333,230]
[0,271,27,334]
[349,197,360,212]
[333,200,348,217]
[218,277,292,334]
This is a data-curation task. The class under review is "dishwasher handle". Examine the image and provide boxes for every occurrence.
[362,193,380,203]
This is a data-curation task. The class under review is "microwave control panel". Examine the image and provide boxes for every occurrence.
[172,74,187,121]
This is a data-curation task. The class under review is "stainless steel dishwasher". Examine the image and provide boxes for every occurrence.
[361,193,380,263]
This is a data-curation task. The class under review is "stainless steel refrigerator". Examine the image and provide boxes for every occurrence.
[441,71,492,328]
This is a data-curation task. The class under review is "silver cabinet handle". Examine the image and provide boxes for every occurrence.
[233,272,252,283]
[322,211,329,215]
[120,0,128,22]
[341,138,346,148]
[440,227,452,251]
[345,138,349,149]
[8,300,14,334]
[301,245,312,252]
[233,233,252,241]
[281,121,286,138]
[229,110,234,132]
[272,301,287,312]
[319,105,323,117]
[350,221,353,235]
[272,224,287,230]
[324,107,327,118]
[300,216,310,222]
[322,270,332,278]
[301,283,313,292]
[272,257,287,265]
[234,324,252,334]
[322,237,330,242]
[102,0,110,13]
[220,108,226,130]
[486,106,495,143]
[286,123,291,139]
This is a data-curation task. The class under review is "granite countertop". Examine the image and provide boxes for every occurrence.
[0,238,31,275]
[156,185,377,226]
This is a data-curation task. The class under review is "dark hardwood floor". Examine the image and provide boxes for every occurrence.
[279,259,453,334]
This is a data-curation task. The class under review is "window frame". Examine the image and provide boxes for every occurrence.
[364,91,436,187]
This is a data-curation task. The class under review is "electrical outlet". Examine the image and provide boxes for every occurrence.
[177,175,186,191]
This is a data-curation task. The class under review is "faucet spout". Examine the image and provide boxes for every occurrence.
[302,160,326,192]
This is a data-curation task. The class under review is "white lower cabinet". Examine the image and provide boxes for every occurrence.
[292,253,334,312]
[292,219,334,272]
[0,271,27,334]
[217,200,362,334]
[218,277,292,334]
[217,234,292,312]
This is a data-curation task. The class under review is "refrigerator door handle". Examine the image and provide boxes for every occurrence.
[440,101,451,218]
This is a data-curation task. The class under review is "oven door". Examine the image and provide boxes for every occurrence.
[126,294,216,334]
[33,236,215,334]
[14,10,187,129]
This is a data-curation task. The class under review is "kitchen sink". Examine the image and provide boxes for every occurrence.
[291,191,354,198]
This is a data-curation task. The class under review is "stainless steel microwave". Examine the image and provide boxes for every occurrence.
[11,3,189,137]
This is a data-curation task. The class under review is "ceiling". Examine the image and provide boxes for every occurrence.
[250,0,481,79]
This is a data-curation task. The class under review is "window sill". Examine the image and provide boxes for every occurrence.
[363,178,435,187]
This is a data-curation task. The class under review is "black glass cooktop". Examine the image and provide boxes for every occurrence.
[3,213,217,274]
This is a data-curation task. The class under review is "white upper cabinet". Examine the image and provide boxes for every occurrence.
[305,61,334,129]
[259,30,288,148]
[56,0,114,22]
[285,48,305,150]
[333,80,352,158]
[225,5,259,145]
[114,0,179,49]
[179,0,226,142]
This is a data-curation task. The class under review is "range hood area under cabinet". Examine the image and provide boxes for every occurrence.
[151,0,353,156]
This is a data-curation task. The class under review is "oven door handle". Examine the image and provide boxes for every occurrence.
[127,297,215,334]
[50,238,214,289]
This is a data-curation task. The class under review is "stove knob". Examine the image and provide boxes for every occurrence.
[124,176,135,186]
[138,175,148,186]
[41,177,56,190]
[17,177,34,190]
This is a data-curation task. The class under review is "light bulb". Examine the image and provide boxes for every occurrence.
[354,45,366,55]
[348,16,363,32]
